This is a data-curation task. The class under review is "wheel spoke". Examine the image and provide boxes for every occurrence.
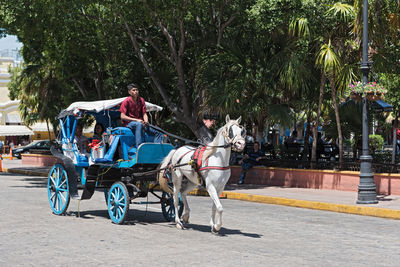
[53,193,58,209]
[57,194,63,210]
[56,168,60,185]
[51,194,57,208]
[59,178,66,187]
[50,176,56,187]
[118,205,124,214]
[56,194,60,211]
[116,188,120,199]
[114,208,119,219]
[59,192,67,201]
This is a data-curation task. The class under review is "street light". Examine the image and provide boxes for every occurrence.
[357,0,378,204]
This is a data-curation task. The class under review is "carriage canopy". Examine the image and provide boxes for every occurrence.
[57,97,163,119]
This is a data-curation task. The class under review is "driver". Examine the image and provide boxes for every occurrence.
[119,83,163,148]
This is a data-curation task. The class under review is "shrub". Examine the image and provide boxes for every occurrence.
[369,134,384,151]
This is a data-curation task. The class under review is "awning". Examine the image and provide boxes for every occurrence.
[0,125,34,136]
[5,113,22,123]
[371,99,393,112]
[29,122,54,132]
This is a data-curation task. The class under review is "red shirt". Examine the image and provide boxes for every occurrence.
[119,96,146,126]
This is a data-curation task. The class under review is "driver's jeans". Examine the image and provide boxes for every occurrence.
[126,121,163,147]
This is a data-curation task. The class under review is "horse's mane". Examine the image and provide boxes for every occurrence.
[203,122,229,160]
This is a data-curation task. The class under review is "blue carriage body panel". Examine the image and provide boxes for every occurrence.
[136,143,174,164]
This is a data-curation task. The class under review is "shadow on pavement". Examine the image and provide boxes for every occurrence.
[0,172,22,176]
[67,208,171,224]
[10,176,48,188]
[185,223,262,238]
[225,184,270,191]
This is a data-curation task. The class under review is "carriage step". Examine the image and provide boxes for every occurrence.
[94,158,114,164]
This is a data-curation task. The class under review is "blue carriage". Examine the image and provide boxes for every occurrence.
[47,98,183,224]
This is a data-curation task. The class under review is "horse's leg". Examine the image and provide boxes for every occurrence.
[206,184,224,234]
[172,172,184,230]
[209,203,216,228]
[180,181,196,224]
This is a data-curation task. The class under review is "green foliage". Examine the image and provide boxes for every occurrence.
[0,0,399,141]
[369,134,384,151]
[372,150,400,164]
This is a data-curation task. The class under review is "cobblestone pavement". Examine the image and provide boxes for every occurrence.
[1,172,400,266]
[2,160,400,219]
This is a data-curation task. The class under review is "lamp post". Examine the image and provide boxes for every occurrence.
[357,0,378,204]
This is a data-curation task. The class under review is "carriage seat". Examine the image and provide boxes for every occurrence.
[92,126,156,163]
[93,127,136,163]
[75,153,89,167]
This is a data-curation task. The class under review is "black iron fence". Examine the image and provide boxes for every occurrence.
[230,146,400,174]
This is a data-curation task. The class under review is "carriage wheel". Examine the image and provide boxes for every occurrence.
[107,182,129,224]
[47,164,70,215]
[161,191,183,222]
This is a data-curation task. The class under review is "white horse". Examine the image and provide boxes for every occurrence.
[158,115,246,233]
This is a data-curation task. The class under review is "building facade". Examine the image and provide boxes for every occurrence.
[0,57,34,148]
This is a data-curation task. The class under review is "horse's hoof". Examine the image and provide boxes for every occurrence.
[211,226,219,235]
[176,222,185,230]
[182,214,190,224]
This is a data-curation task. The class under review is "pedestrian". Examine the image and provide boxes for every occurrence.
[285,130,298,145]
[237,142,266,184]
[119,83,163,148]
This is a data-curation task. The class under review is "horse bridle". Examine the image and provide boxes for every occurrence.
[221,122,246,150]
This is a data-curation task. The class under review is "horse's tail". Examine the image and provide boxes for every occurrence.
[157,149,176,194]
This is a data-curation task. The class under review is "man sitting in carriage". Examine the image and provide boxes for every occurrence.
[119,83,163,147]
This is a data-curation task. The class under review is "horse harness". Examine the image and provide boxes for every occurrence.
[164,145,230,187]
[162,122,244,185]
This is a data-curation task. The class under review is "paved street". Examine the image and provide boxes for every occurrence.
[1,172,400,266]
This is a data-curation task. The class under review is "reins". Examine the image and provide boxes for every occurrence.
[149,124,231,149]
[147,121,244,179]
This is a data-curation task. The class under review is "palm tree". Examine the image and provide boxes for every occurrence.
[314,3,358,166]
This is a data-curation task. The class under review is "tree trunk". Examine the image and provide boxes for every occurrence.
[119,11,212,141]
[302,110,312,161]
[311,72,326,168]
[94,70,103,99]
[72,79,88,99]
[46,119,51,140]
[330,77,343,166]
[391,113,399,165]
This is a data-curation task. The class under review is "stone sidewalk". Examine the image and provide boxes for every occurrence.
[1,159,400,219]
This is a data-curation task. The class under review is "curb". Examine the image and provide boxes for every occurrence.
[223,192,400,220]
[189,188,400,220]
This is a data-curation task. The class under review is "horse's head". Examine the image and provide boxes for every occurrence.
[223,115,246,152]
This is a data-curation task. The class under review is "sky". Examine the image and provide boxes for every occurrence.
[0,35,22,51]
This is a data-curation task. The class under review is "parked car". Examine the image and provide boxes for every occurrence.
[12,140,51,159]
